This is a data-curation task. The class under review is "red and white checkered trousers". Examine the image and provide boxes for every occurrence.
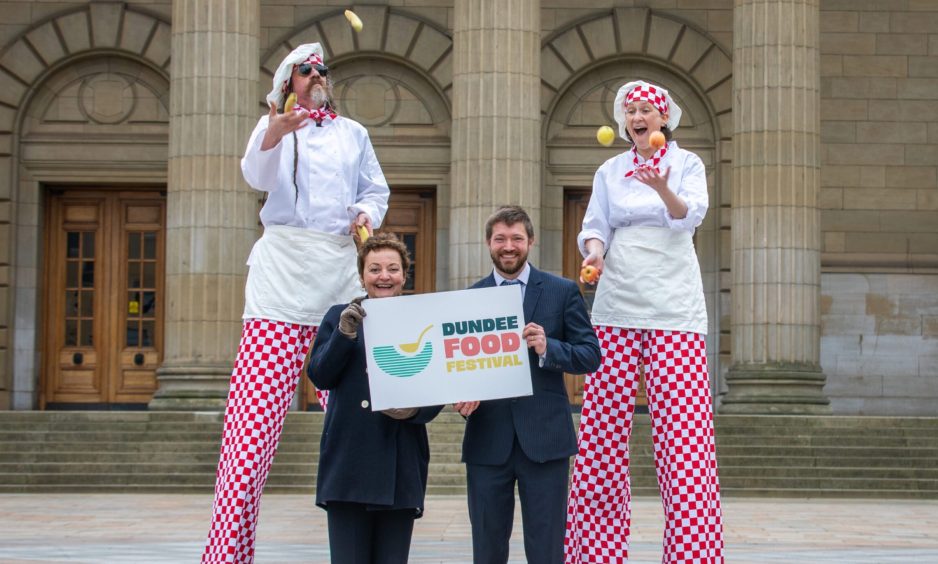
[201,319,317,563]
[565,326,724,563]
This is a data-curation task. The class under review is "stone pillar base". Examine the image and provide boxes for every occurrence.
[720,363,830,415]
[148,364,231,411]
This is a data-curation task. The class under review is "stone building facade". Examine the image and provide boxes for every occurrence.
[0,0,935,415]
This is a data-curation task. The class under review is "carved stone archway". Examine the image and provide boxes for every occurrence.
[0,4,171,408]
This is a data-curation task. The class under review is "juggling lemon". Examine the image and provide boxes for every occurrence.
[596,125,615,147]
[345,10,363,32]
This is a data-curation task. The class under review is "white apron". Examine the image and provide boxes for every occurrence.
[243,225,363,326]
[591,226,707,335]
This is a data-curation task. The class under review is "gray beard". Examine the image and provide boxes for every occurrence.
[310,86,328,109]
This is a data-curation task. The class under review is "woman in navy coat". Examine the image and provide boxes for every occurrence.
[307,233,443,564]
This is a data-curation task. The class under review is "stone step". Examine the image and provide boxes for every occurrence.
[3,462,932,483]
[1,411,936,429]
[1,412,937,498]
[4,431,936,450]
[3,441,937,463]
[3,471,934,494]
[1,482,931,499]
[4,451,937,470]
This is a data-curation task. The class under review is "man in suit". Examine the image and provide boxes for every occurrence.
[458,205,602,564]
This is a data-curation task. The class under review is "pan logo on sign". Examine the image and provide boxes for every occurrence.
[372,325,434,378]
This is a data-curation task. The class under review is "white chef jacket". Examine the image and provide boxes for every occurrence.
[578,142,710,334]
[239,114,387,325]
[577,141,708,256]
[241,114,389,233]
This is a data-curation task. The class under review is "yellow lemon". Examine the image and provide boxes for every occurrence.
[357,224,369,243]
[596,125,616,147]
[283,92,297,113]
[345,10,363,32]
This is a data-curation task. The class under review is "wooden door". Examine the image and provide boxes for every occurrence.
[42,189,165,407]
[302,187,436,409]
[563,188,647,408]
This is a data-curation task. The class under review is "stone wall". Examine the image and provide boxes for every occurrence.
[819,0,938,414]
[822,273,938,415]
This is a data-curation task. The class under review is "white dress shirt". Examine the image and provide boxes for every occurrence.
[241,114,390,234]
[492,262,531,299]
[577,141,708,256]
[492,263,549,364]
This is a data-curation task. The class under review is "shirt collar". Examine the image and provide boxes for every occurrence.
[493,262,531,287]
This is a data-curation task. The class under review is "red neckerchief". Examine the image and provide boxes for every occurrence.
[293,103,337,126]
[624,143,668,178]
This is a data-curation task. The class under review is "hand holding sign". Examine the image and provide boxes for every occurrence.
[522,323,547,355]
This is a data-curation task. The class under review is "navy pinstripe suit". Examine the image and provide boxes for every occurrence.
[462,265,601,564]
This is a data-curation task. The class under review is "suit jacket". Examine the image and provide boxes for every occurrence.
[462,266,601,465]
[308,303,443,513]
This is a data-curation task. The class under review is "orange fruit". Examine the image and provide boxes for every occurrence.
[649,131,666,150]
[580,265,598,284]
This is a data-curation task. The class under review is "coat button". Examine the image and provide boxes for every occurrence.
[361,400,369,408]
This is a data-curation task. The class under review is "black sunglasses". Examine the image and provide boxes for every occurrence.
[297,63,328,77]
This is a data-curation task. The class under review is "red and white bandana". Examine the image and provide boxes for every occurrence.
[302,52,323,66]
[293,103,336,125]
[625,84,669,116]
[624,144,668,178]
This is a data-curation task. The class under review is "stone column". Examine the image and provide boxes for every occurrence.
[722,0,829,414]
[150,0,260,410]
[449,0,541,288]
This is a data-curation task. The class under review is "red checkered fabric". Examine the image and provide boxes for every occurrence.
[292,103,336,126]
[565,326,724,564]
[301,53,323,66]
[315,384,328,411]
[201,319,316,563]
[624,145,669,178]
[625,85,668,116]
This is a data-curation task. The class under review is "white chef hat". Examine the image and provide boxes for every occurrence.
[613,80,683,141]
[265,43,325,108]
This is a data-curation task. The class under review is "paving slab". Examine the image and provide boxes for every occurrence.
[0,494,936,563]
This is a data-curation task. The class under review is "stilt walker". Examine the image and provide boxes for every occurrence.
[201,41,390,563]
[564,81,724,563]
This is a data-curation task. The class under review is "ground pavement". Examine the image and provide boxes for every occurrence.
[0,494,936,563]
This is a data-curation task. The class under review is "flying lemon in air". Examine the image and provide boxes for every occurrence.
[596,125,615,147]
[345,10,363,32]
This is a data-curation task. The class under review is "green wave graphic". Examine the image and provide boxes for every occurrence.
[373,342,433,378]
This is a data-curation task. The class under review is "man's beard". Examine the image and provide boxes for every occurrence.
[307,80,331,109]
[490,248,528,275]
[310,84,328,108]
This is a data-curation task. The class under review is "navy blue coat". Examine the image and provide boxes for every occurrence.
[308,303,443,514]
[462,266,602,465]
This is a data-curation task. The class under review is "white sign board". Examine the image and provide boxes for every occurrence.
[361,286,533,410]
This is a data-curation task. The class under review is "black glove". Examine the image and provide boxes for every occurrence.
[338,299,367,339]
[381,408,418,420]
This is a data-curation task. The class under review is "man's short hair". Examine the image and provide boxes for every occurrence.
[485,206,535,241]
